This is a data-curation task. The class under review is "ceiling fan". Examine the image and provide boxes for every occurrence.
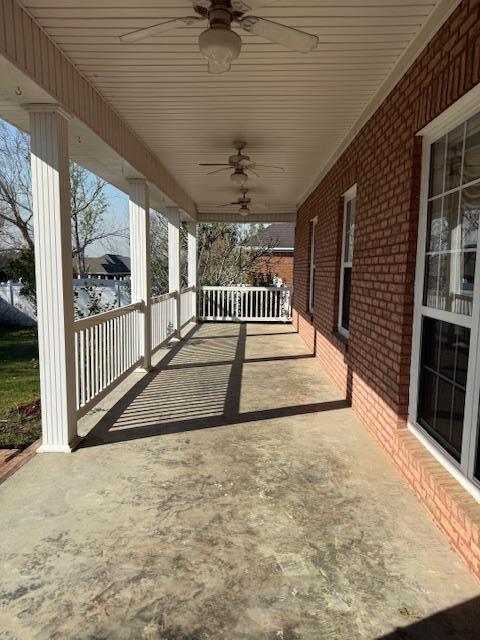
[200,141,285,185]
[217,186,266,216]
[119,1,319,74]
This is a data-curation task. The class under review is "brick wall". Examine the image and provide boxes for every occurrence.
[293,0,480,581]
[258,252,294,286]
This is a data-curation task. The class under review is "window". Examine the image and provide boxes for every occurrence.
[338,185,356,337]
[411,102,480,496]
[308,217,317,314]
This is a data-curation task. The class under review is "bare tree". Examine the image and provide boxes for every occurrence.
[197,222,274,286]
[70,163,127,276]
[0,123,33,250]
[0,121,127,276]
[150,211,169,295]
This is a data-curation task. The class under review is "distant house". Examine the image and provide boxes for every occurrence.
[248,224,295,286]
[83,254,131,279]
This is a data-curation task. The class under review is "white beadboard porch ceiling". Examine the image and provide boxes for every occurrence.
[22,0,449,219]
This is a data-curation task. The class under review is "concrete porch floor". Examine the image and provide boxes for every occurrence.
[1,323,480,639]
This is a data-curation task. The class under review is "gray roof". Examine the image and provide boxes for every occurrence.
[84,254,131,276]
[248,223,295,250]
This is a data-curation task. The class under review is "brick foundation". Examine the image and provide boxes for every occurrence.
[293,0,480,581]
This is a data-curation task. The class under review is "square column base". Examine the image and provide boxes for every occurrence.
[37,435,83,453]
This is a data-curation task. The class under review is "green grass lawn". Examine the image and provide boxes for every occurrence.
[0,325,41,449]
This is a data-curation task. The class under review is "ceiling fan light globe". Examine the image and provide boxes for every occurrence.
[199,26,241,65]
[239,206,250,217]
[231,170,248,186]
[208,60,231,74]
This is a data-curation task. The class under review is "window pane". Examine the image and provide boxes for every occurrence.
[344,199,355,263]
[451,388,465,456]
[441,191,460,251]
[424,254,440,308]
[341,267,351,331]
[417,317,468,462]
[438,322,457,381]
[418,369,437,433]
[436,378,454,443]
[464,111,480,185]
[427,198,443,252]
[454,325,470,388]
[429,136,446,197]
[445,124,464,192]
[422,316,441,370]
[423,192,474,315]
[460,183,480,249]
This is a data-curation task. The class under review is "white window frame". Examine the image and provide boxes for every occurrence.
[409,82,480,502]
[308,217,317,314]
[338,184,357,338]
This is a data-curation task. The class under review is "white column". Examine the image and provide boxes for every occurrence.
[167,207,181,338]
[187,222,197,322]
[128,179,152,371]
[26,104,77,453]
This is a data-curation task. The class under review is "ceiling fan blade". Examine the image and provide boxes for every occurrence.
[216,202,240,208]
[231,0,280,11]
[192,0,211,9]
[206,167,232,175]
[237,17,318,53]
[199,163,231,167]
[119,16,205,43]
[252,163,285,172]
[208,60,231,75]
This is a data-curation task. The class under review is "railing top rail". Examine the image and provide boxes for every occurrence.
[152,291,177,304]
[74,301,142,331]
[180,286,196,294]
[201,286,292,292]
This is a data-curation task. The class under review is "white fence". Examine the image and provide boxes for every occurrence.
[0,281,36,325]
[74,302,143,417]
[0,278,130,326]
[198,286,292,322]
[151,292,177,351]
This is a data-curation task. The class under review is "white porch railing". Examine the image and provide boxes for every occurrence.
[180,286,196,328]
[74,302,143,417]
[151,292,177,352]
[198,286,292,322]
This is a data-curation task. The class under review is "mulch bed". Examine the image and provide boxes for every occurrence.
[0,401,41,483]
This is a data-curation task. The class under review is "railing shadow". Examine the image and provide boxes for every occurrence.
[80,322,348,448]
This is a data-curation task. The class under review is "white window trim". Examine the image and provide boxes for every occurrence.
[338,184,357,338]
[308,217,318,314]
[409,85,480,502]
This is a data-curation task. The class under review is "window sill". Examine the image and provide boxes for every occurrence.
[333,330,349,353]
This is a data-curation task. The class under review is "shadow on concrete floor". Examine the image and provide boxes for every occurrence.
[375,595,480,639]
[81,322,349,448]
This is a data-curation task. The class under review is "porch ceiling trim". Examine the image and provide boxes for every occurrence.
[0,0,197,217]
[297,0,463,209]
[197,211,296,224]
